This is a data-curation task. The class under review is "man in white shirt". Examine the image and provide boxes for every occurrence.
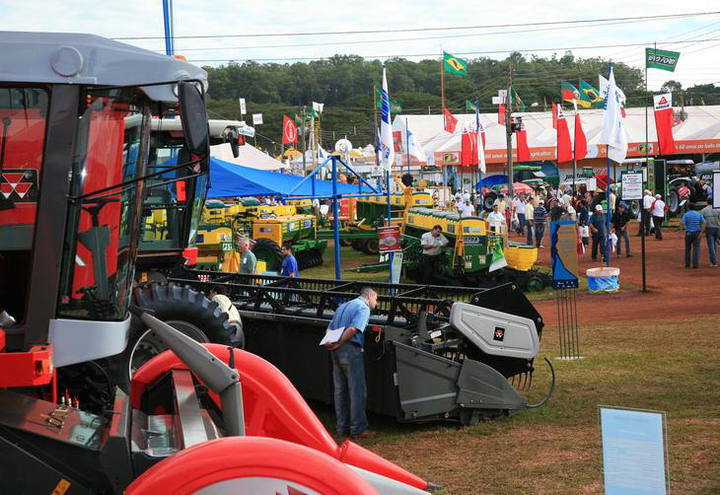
[487,204,505,234]
[462,189,471,203]
[459,199,475,217]
[420,225,449,284]
[651,193,666,240]
[524,199,535,245]
[638,189,653,236]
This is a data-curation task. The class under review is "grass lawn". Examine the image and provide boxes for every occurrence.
[323,315,720,494]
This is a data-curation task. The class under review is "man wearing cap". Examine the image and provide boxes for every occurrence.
[638,189,653,236]
[650,194,667,240]
[533,200,548,248]
[590,204,608,263]
[611,203,632,257]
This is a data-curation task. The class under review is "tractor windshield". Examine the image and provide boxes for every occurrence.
[58,87,150,321]
[140,134,208,251]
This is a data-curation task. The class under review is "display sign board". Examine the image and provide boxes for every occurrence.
[238,97,246,115]
[600,407,669,495]
[378,226,402,252]
[714,171,720,209]
[621,171,644,201]
[550,221,579,289]
[491,96,503,105]
[390,251,403,284]
[252,113,263,125]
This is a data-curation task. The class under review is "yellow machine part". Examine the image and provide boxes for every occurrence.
[504,244,538,272]
[405,210,487,237]
[143,209,168,241]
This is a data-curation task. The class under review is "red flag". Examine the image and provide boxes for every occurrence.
[551,102,558,129]
[556,108,572,163]
[443,108,458,133]
[461,130,478,167]
[574,111,587,160]
[653,93,676,155]
[498,104,506,125]
[392,130,403,152]
[282,115,297,144]
[516,129,530,162]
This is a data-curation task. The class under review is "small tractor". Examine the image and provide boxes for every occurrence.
[0,32,433,494]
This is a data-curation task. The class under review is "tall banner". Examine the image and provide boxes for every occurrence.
[574,110,588,161]
[460,129,478,167]
[477,121,486,173]
[599,66,628,163]
[653,93,677,155]
[516,128,530,162]
[556,107,572,163]
[550,221,579,289]
[379,67,395,171]
[282,115,297,145]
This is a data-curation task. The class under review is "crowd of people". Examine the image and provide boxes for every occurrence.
[451,180,718,268]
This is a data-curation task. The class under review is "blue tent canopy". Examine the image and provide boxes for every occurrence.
[207,158,371,198]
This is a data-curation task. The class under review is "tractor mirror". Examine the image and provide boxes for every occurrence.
[178,81,209,162]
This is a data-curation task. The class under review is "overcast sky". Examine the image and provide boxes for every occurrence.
[1,1,718,92]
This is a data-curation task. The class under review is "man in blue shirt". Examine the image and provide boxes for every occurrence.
[533,200,548,248]
[681,204,705,269]
[280,244,299,277]
[324,287,377,438]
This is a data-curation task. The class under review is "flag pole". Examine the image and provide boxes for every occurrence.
[372,84,380,170]
[406,117,410,174]
[572,100,577,194]
[440,53,446,114]
[605,64,612,268]
[640,46,652,292]
[475,98,482,209]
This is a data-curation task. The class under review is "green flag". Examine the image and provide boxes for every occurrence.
[646,48,680,72]
[465,100,477,112]
[579,80,604,108]
[443,51,468,76]
[512,88,526,112]
[375,88,402,113]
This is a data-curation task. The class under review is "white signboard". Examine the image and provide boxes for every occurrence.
[600,407,668,495]
[714,171,720,209]
[238,98,246,114]
[492,96,504,105]
[252,113,263,125]
[497,90,507,98]
[621,171,644,201]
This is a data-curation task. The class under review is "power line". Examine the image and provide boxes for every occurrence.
[188,37,720,63]
[115,11,720,40]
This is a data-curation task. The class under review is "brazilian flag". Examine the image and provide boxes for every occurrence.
[443,51,468,76]
[579,80,604,108]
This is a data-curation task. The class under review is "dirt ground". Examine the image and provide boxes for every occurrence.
[511,222,720,326]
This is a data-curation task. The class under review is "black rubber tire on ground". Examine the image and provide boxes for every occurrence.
[483,192,497,212]
[525,275,545,292]
[363,239,380,255]
[252,238,283,272]
[353,239,367,253]
[668,189,680,216]
[114,283,238,392]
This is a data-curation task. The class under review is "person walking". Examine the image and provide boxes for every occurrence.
[533,200,548,248]
[420,225,449,283]
[590,205,608,263]
[681,204,705,269]
[280,243,299,277]
[611,203,632,257]
[651,194,667,240]
[514,195,526,234]
[638,189,653,236]
[524,197,535,246]
[700,203,720,267]
[324,287,378,439]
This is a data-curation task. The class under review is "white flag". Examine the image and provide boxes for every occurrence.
[476,120,486,173]
[404,127,427,163]
[379,67,395,171]
[312,101,324,114]
[599,67,628,163]
[599,74,626,107]
[238,97,246,114]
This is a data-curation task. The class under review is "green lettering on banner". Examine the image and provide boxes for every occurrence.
[645,48,680,72]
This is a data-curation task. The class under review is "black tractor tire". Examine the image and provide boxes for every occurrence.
[483,192,497,212]
[668,189,680,216]
[627,200,640,218]
[363,239,380,255]
[252,238,283,272]
[352,239,367,252]
[525,275,545,292]
[116,283,239,392]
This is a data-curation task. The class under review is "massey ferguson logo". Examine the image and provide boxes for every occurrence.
[654,94,672,111]
[0,169,38,203]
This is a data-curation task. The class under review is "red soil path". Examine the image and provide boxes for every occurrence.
[514,224,720,326]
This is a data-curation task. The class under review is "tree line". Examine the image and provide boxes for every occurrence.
[203,52,717,154]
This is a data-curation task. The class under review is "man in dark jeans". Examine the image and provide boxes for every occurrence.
[590,204,608,263]
[681,204,705,269]
[533,200,548,248]
[611,203,632,257]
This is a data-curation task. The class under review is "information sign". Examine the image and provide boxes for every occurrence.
[621,171,643,201]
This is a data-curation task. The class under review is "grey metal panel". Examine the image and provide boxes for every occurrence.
[456,359,526,411]
[171,369,210,448]
[0,31,207,100]
[48,316,131,367]
[449,302,539,359]
[393,342,461,420]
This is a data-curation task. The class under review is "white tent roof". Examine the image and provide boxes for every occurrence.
[211,143,286,171]
[393,105,720,162]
